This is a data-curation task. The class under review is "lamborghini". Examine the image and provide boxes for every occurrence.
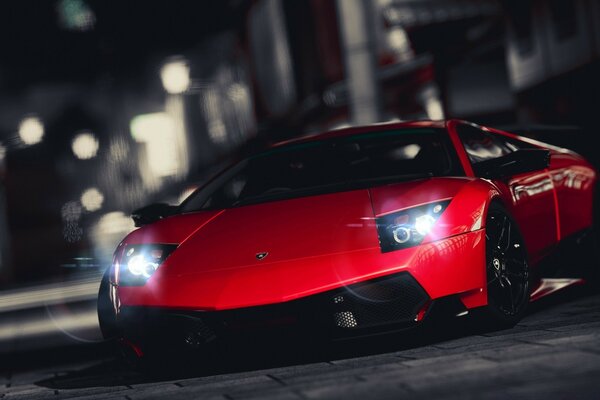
[98,120,598,361]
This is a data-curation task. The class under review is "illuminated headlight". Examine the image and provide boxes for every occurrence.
[415,214,436,236]
[376,200,451,252]
[118,244,177,286]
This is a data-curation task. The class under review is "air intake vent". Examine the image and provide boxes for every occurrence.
[329,272,429,329]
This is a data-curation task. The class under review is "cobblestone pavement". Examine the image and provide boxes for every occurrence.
[2,288,600,399]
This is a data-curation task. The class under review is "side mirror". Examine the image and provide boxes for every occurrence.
[131,203,178,227]
[476,149,551,179]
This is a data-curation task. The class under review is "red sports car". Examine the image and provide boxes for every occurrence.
[98,120,598,361]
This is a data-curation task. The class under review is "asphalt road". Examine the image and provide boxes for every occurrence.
[2,286,600,400]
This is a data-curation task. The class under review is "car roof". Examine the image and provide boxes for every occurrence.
[270,120,449,148]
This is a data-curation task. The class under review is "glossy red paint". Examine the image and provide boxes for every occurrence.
[492,170,558,265]
[448,121,597,264]
[125,210,224,244]
[112,119,598,320]
[548,153,596,238]
[117,177,493,310]
[118,229,486,310]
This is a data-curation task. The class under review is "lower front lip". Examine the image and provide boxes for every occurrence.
[115,270,432,351]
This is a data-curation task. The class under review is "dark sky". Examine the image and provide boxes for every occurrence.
[0,0,247,92]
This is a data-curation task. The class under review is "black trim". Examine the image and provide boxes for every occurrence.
[117,272,432,351]
[534,227,596,281]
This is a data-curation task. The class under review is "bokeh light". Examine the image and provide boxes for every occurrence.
[61,201,82,222]
[56,0,96,32]
[18,116,45,145]
[80,187,104,212]
[91,211,136,265]
[130,113,180,179]
[160,58,191,94]
[93,211,135,236]
[71,132,99,160]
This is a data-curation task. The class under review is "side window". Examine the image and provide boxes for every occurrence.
[456,124,512,164]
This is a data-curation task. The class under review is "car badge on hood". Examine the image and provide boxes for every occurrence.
[256,252,269,260]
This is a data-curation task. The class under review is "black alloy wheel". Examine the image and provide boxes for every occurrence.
[483,202,530,327]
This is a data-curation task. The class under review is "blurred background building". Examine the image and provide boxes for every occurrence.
[0,0,599,292]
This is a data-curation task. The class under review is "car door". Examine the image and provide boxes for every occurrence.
[454,123,558,264]
[545,150,596,239]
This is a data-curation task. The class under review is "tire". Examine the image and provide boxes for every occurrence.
[97,267,119,340]
[481,202,531,328]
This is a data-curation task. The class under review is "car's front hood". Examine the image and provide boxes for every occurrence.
[156,189,378,276]
[118,177,483,309]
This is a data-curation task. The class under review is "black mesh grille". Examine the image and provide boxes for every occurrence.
[327,272,429,330]
[333,311,358,328]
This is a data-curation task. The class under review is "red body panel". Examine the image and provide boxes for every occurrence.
[492,170,558,264]
[447,121,597,266]
[548,153,596,239]
[125,210,224,245]
[113,119,597,316]
[118,229,486,310]
[117,177,494,310]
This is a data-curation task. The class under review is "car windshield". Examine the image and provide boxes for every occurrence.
[180,128,463,211]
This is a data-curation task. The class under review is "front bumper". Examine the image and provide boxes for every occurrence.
[116,272,458,353]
